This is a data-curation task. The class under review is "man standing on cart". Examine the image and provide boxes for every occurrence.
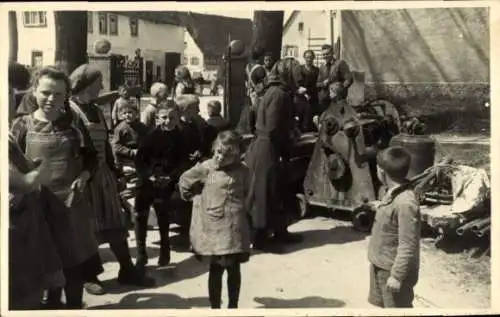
[316,44,354,115]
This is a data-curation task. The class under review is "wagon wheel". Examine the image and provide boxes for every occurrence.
[351,205,375,233]
[296,193,310,218]
[367,99,402,131]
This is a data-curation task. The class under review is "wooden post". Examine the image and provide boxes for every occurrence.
[251,11,284,63]
[9,11,18,62]
[54,11,88,74]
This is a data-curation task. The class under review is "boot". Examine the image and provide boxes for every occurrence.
[117,266,156,287]
[156,207,171,267]
[134,218,149,273]
[41,288,65,310]
[83,278,106,296]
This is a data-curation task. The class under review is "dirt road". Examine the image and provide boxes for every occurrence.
[82,213,490,310]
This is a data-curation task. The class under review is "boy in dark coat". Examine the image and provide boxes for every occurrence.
[368,146,420,308]
[112,100,149,170]
[134,102,185,271]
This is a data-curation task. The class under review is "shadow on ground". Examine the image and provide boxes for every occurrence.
[280,223,368,255]
[97,251,208,295]
[87,293,209,309]
[253,296,345,308]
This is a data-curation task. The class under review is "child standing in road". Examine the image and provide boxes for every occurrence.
[134,102,185,272]
[368,146,421,308]
[179,130,251,309]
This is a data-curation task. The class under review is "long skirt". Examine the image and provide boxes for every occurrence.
[9,189,66,307]
[244,136,285,230]
[87,164,129,244]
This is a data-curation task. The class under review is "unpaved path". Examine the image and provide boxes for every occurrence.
[83,215,490,310]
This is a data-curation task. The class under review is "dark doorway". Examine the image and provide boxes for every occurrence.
[145,60,154,92]
[164,52,181,91]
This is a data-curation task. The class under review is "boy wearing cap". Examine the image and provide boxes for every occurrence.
[368,146,421,308]
[141,82,169,132]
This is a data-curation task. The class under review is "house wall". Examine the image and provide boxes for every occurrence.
[282,11,330,64]
[16,11,57,67]
[16,11,184,83]
[341,8,489,110]
[183,29,205,75]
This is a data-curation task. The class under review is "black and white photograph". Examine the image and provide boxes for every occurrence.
[2,1,497,316]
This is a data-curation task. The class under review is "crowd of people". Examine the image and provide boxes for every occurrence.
[7,43,421,311]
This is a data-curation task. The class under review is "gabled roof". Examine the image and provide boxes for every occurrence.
[179,12,253,59]
[283,10,299,34]
[106,11,183,26]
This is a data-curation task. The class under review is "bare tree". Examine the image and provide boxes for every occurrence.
[54,11,88,74]
[9,11,18,62]
[251,11,284,63]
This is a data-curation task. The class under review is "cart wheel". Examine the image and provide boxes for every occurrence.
[351,205,375,233]
[296,194,310,218]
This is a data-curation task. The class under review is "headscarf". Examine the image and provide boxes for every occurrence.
[150,82,168,98]
[69,64,102,95]
[269,57,303,91]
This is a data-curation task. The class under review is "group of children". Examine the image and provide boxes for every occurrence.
[8,58,421,310]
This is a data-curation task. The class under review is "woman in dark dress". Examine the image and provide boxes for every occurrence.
[244,57,305,251]
[68,64,155,295]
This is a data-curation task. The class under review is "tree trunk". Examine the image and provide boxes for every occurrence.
[251,11,284,63]
[9,11,18,62]
[54,11,88,74]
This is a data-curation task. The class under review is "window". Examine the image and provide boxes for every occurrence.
[98,12,108,34]
[31,51,43,67]
[23,11,47,27]
[283,45,299,58]
[298,22,304,32]
[190,56,200,66]
[183,56,188,65]
[87,12,93,33]
[156,66,161,78]
[130,17,138,37]
[109,14,118,35]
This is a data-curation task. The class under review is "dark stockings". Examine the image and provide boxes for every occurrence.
[109,239,134,271]
[208,262,241,309]
[46,268,84,309]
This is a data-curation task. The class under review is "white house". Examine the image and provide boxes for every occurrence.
[179,12,253,81]
[281,10,342,65]
[15,10,185,88]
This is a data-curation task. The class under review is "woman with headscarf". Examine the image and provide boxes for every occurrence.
[68,64,155,295]
[173,65,196,97]
[10,66,102,309]
[244,57,305,252]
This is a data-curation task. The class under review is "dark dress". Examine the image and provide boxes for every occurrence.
[299,64,320,130]
[244,79,294,231]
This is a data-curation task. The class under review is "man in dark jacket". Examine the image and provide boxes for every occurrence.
[317,44,353,114]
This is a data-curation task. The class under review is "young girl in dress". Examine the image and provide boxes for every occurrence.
[179,130,251,309]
